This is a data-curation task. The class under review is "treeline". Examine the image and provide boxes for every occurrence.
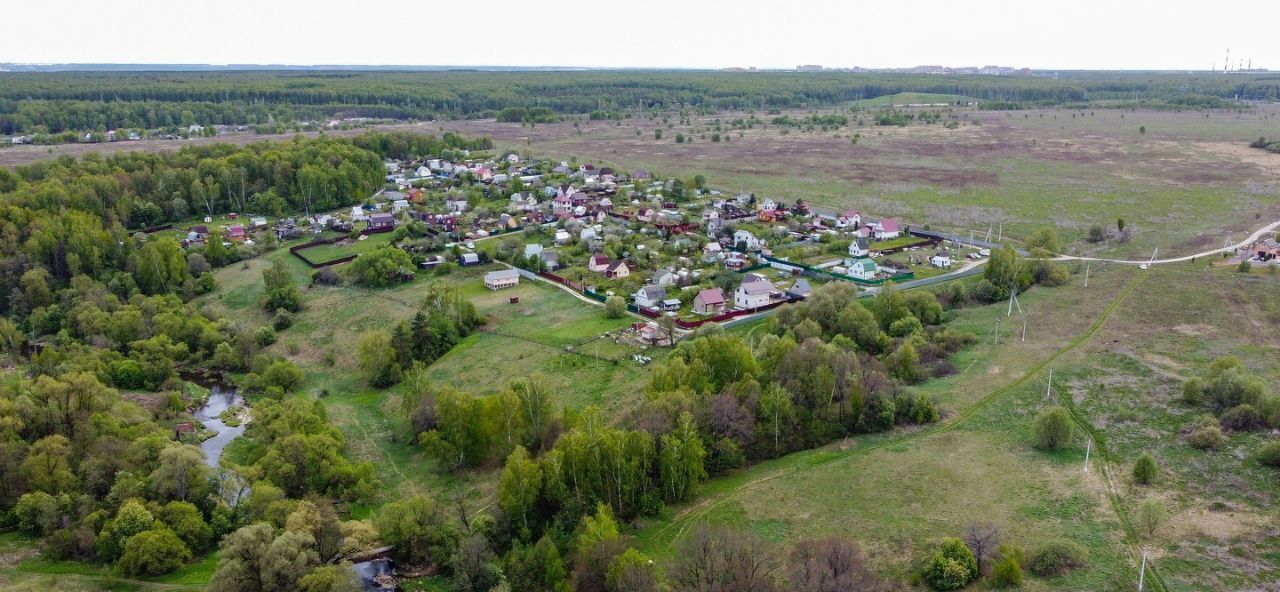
[4,70,1279,135]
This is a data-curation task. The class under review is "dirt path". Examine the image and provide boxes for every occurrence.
[1058,219,1280,265]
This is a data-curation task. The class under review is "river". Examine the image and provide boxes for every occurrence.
[193,384,245,468]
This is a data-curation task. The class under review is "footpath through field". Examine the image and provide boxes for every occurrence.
[643,268,1162,588]
[1057,219,1280,265]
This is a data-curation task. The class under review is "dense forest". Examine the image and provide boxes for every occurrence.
[2,70,1278,135]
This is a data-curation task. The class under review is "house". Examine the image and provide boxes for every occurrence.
[930,251,952,269]
[249,217,268,230]
[188,124,205,135]
[226,225,246,242]
[484,269,521,290]
[541,251,560,270]
[848,237,870,258]
[634,285,667,309]
[351,206,367,221]
[588,254,611,273]
[523,244,544,261]
[733,230,761,251]
[837,209,861,228]
[760,198,777,212]
[367,213,395,230]
[873,219,901,240]
[846,257,878,280]
[446,198,469,213]
[702,242,723,263]
[734,275,777,309]
[653,269,677,287]
[724,252,751,270]
[786,278,814,300]
[661,298,682,312]
[580,227,598,241]
[638,322,672,346]
[392,199,411,213]
[460,252,481,266]
[555,230,573,245]
[605,260,631,279]
[693,288,726,315]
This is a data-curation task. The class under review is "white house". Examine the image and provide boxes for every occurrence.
[847,258,878,280]
[392,199,410,213]
[760,198,777,211]
[848,237,870,258]
[873,219,901,240]
[484,269,521,290]
[653,269,677,287]
[524,244,544,260]
[555,230,573,245]
[930,251,952,269]
[415,165,431,178]
[703,242,723,262]
[634,285,667,309]
[734,275,777,309]
[733,230,761,251]
[350,206,367,221]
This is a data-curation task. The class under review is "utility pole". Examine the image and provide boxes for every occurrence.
[993,318,1001,346]
[1084,263,1090,288]
[1046,368,1053,398]
[1083,437,1092,473]
[1021,314,1028,342]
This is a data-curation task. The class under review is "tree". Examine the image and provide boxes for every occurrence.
[499,446,543,535]
[659,413,707,503]
[574,505,624,592]
[1132,453,1158,485]
[349,246,413,287]
[1135,499,1166,539]
[298,564,363,592]
[1024,227,1060,253]
[604,296,626,319]
[157,500,214,553]
[758,384,796,457]
[263,259,302,312]
[211,523,276,592]
[1032,406,1073,450]
[675,133,686,144]
[654,129,663,140]
[262,530,321,592]
[506,536,569,592]
[357,330,401,387]
[22,434,75,494]
[451,534,502,592]
[118,527,192,576]
[961,523,1001,575]
[1117,218,1126,233]
[786,535,886,592]
[670,524,778,592]
[607,548,659,592]
[923,538,977,591]
[375,495,459,567]
[1087,224,1106,243]
[150,443,211,502]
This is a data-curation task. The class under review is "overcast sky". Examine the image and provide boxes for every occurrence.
[3,0,1278,70]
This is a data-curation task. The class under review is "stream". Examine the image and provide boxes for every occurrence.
[193,384,246,468]
[192,383,395,591]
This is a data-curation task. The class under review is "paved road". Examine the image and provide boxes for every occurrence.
[1056,219,1280,265]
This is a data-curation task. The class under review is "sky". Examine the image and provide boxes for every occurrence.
[3,0,1278,71]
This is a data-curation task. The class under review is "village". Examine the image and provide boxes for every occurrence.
[166,148,1002,344]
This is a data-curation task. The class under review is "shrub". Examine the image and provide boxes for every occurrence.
[1220,404,1263,431]
[1028,541,1088,577]
[1187,425,1226,450]
[272,309,294,331]
[990,545,1024,588]
[604,296,626,319]
[1135,499,1166,538]
[1257,441,1280,468]
[1181,378,1203,405]
[1132,453,1158,485]
[117,527,191,576]
[254,326,277,347]
[1032,406,1074,450]
[924,538,977,591]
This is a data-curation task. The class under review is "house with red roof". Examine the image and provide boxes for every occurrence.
[588,254,611,273]
[693,288,726,315]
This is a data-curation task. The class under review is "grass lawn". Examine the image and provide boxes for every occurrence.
[294,229,396,263]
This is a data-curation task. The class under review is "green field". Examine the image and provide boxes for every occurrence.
[857,92,977,106]
[293,229,396,263]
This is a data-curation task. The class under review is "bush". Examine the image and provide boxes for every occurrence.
[1257,441,1280,468]
[272,309,294,331]
[604,296,626,319]
[117,527,192,576]
[254,326,277,347]
[1132,453,1158,485]
[889,316,923,337]
[1220,404,1263,431]
[923,538,977,591]
[1181,378,1203,405]
[990,545,1024,588]
[1187,425,1226,450]
[1028,541,1088,577]
[1032,406,1074,450]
